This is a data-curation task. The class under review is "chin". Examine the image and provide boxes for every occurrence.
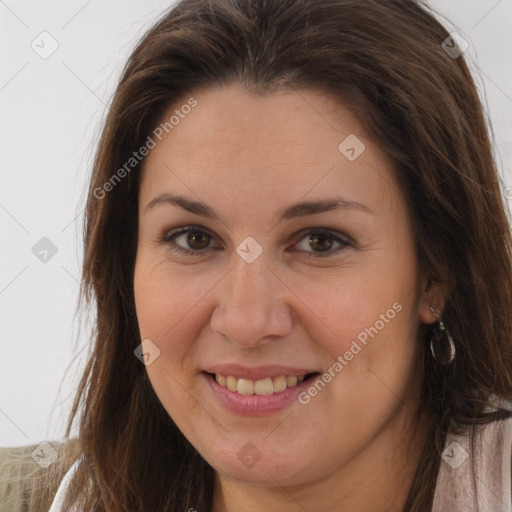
[192,430,326,487]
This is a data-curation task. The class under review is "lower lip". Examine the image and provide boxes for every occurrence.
[202,372,317,416]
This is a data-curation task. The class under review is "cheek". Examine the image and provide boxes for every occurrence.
[302,246,421,407]
[133,256,222,419]
[133,255,212,350]
[301,289,420,455]
[297,258,417,359]
[133,258,209,424]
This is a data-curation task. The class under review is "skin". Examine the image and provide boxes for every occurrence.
[133,83,447,512]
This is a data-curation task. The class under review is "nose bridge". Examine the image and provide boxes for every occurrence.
[211,252,292,346]
[227,253,277,315]
[233,247,270,290]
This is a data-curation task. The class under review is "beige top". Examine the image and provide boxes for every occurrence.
[46,417,512,511]
[432,415,512,511]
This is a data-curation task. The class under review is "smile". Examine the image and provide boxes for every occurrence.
[202,370,321,415]
[210,373,316,395]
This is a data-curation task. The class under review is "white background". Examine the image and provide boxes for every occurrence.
[1,0,511,447]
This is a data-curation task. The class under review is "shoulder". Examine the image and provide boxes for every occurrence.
[0,438,81,512]
[48,456,83,512]
[432,410,512,512]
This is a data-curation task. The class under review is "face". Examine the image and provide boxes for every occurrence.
[133,83,438,488]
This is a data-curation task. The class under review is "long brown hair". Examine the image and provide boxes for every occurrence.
[51,0,512,510]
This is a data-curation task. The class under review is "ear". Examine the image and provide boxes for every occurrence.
[418,273,450,325]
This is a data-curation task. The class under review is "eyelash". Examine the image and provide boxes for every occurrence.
[156,225,352,258]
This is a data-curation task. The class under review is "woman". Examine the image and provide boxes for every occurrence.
[6,0,512,510]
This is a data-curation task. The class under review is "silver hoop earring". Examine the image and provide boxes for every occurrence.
[429,307,456,365]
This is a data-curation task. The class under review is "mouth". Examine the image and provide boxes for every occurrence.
[203,371,320,396]
[201,364,323,415]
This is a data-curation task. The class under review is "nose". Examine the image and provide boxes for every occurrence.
[210,255,293,348]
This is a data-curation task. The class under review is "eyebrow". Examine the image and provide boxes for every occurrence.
[144,193,374,221]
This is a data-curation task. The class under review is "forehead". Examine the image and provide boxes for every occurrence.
[139,83,401,220]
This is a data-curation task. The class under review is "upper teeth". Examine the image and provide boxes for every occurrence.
[215,374,306,395]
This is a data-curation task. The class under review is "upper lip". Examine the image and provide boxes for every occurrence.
[203,364,319,380]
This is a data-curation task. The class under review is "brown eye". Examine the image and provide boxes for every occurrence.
[293,229,351,258]
[308,232,335,253]
[183,230,211,250]
[159,226,216,255]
